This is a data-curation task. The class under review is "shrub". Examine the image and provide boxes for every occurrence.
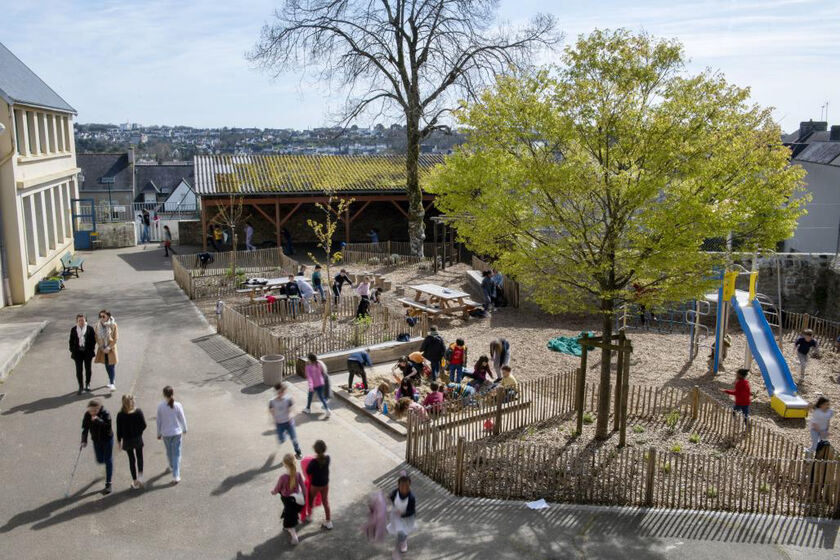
[689,433,700,444]
[664,409,681,431]
[670,444,682,453]
[633,425,645,434]
[706,487,718,499]
[368,256,380,265]
[582,412,594,424]
[759,483,770,494]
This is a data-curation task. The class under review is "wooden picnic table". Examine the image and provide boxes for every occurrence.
[399,283,481,319]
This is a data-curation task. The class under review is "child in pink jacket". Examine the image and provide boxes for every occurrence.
[303,353,331,417]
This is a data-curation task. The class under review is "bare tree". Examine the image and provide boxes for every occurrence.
[249,0,559,256]
[212,194,246,277]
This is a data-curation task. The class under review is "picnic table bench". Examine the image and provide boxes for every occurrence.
[60,251,86,278]
[400,284,482,319]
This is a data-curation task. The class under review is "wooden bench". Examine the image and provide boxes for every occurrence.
[465,270,484,294]
[60,251,85,278]
[295,337,423,377]
[397,297,443,315]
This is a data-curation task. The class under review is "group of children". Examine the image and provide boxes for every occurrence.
[268,380,417,555]
[719,327,834,454]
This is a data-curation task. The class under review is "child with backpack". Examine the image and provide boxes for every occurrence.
[446,339,468,383]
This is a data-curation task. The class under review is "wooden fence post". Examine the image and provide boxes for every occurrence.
[493,396,503,436]
[576,335,589,435]
[455,436,466,496]
[803,314,810,332]
[645,447,657,507]
[691,385,699,421]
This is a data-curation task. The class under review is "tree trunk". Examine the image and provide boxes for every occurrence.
[595,300,614,440]
[405,109,425,257]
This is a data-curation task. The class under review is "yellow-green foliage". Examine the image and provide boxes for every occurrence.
[430,29,807,319]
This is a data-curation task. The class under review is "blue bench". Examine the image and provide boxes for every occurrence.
[60,251,85,278]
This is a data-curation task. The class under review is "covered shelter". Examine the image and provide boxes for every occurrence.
[193,154,443,250]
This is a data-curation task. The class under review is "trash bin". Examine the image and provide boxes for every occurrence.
[260,354,285,386]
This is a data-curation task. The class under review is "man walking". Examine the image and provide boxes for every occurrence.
[140,210,151,244]
[245,222,256,251]
[347,348,373,393]
[420,326,447,382]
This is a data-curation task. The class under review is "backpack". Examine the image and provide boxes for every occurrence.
[396,333,410,342]
[444,345,454,362]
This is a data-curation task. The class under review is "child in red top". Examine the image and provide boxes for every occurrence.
[721,368,751,426]
[447,339,468,383]
[421,382,445,414]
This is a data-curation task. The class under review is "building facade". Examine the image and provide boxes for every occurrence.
[783,121,840,253]
[0,42,79,306]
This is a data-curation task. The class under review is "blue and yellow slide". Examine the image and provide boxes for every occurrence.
[730,291,809,419]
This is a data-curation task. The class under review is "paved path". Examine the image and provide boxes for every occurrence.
[0,245,837,560]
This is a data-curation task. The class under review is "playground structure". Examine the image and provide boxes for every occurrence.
[710,269,808,419]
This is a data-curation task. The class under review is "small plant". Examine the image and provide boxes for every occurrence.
[661,461,671,474]
[368,256,380,265]
[633,425,645,434]
[706,486,718,499]
[417,261,430,271]
[569,429,581,438]
[689,433,700,444]
[643,451,650,461]
[582,412,594,425]
[759,483,771,494]
[670,444,682,453]
[389,253,401,265]
[664,409,681,430]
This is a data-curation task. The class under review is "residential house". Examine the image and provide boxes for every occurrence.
[783,121,840,253]
[76,151,134,206]
[0,42,79,306]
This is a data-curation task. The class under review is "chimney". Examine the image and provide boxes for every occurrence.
[799,120,828,141]
[831,125,840,142]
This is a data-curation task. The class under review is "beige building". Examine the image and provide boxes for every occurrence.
[0,42,79,306]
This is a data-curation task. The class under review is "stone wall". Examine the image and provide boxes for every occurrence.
[96,222,136,248]
[733,253,840,320]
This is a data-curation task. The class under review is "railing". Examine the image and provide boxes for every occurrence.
[783,311,840,350]
[406,368,840,517]
[95,201,200,223]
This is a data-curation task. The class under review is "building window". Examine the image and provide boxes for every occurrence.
[46,114,56,153]
[64,182,74,237]
[13,109,27,155]
[63,116,72,152]
[37,113,47,155]
[45,189,57,250]
[34,191,47,258]
[26,111,38,154]
[56,117,65,152]
[23,196,37,266]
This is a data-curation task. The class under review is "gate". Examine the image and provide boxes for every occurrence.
[71,198,97,250]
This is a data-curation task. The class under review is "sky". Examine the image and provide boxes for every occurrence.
[2,0,838,133]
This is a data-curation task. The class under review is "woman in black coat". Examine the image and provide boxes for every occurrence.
[69,313,96,394]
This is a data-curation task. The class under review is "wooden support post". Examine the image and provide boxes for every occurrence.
[201,202,208,251]
[691,385,699,421]
[433,221,439,274]
[576,334,589,435]
[613,332,625,432]
[493,396,503,436]
[344,207,350,245]
[645,447,657,506]
[619,339,631,447]
[454,436,466,496]
[441,224,446,271]
[274,201,281,248]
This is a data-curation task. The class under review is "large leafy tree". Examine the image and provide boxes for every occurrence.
[431,29,807,440]
[248,0,558,256]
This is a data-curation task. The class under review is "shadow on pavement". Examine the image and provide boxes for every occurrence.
[211,454,281,496]
[1,391,91,415]
[117,249,172,272]
[0,480,101,533]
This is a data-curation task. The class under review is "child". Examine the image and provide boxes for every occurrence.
[721,368,751,427]
[311,264,325,302]
[489,339,510,379]
[445,382,477,403]
[396,377,418,402]
[371,287,384,304]
[393,397,428,422]
[494,365,518,403]
[391,356,415,383]
[303,353,331,418]
[407,351,426,379]
[271,454,306,545]
[269,382,302,459]
[809,397,834,453]
[305,440,332,529]
[464,355,492,387]
[422,382,445,414]
[794,329,818,377]
[365,382,390,412]
[446,338,468,383]
[387,472,417,556]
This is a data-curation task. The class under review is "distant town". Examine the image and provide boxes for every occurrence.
[74,122,465,163]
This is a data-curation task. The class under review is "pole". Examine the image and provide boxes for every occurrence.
[776,256,784,345]
[433,221,439,274]
[576,334,588,435]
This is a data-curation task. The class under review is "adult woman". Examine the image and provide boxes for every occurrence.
[156,386,188,483]
[69,313,96,394]
[809,397,835,453]
[94,310,118,392]
[117,394,147,489]
[271,453,306,545]
[489,338,510,379]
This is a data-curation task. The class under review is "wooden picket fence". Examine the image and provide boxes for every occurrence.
[217,301,426,377]
[783,311,840,350]
[407,369,840,517]
[471,256,521,308]
[171,247,299,300]
[233,296,391,327]
[341,241,434,268]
